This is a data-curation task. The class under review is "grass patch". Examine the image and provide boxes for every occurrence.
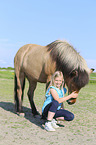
[0,70,14,79]
[89,72,96,83]
[0,70,96,143]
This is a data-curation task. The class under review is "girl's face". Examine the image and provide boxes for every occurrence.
[54,76,63,89]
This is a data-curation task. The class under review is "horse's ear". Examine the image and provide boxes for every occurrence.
[89,68,95,74]
[70,70,78,77]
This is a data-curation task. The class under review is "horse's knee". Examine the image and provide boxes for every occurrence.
[27,90,31,97]
[17,88,22,101]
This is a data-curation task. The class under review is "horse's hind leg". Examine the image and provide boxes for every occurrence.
[27,81,39,116]
[14,72,25,114]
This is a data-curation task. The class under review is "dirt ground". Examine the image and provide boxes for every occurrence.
[0,77,96,145]
[0,101,96,145]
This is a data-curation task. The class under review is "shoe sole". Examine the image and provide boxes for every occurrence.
[45,127,55,132]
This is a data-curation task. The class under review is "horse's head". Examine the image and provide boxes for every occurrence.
[47,40,94,104]
[64,68,94,105]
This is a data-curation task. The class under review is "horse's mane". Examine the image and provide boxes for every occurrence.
[47,40,90,74]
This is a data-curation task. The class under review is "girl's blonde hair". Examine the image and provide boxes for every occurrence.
[46,71,65,97]
[49,71,64,89]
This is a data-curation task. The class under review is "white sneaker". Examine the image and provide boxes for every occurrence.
[51,119,59,128]
[45,121,55,131]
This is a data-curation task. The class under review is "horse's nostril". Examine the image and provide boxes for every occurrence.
[67,101,72,105]
[67,98,76,105]
[67,100,71,104]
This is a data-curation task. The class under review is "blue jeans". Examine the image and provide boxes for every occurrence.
[42,100,74,121]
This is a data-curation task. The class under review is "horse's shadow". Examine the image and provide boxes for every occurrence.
[0,101,45,129]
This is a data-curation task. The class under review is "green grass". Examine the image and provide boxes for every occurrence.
[0,70,14,79]
[89,72,96,83]
[0,70,96,112]
[89,72,96,79]
[0,70,96,144]
[0,70,96,106]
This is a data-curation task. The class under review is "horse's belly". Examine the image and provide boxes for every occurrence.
[23,65,47,83]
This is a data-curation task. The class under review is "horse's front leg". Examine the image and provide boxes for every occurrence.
[27,81,39,116]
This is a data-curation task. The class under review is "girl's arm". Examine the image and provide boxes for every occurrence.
[50,88,78,104]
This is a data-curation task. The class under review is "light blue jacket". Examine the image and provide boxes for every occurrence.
[42,86,67,113]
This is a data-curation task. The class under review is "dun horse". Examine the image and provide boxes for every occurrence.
[14,40,93,116]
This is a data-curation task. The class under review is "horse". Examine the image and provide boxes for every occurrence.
[14,40,93,116]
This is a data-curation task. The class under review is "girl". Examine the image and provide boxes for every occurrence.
[42,71,78,131]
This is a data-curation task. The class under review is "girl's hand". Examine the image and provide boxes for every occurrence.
[70,91,78,98]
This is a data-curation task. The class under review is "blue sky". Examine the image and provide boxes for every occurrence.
[0,0,96,71]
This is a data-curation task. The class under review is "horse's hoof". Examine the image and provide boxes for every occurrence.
[17,112,25,117]
[20,113,25,117]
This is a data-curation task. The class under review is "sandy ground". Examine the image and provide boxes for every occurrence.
[0,101,96,145]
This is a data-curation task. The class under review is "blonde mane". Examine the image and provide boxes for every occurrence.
[47,40,90,74]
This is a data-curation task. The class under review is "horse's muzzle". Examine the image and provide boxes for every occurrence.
[67,98,76,105]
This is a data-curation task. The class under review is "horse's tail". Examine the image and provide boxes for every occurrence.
[14,73,25,113]
[21,76,25,102]
[14,74,19,112]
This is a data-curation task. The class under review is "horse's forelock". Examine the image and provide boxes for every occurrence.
[73,69,89,90]
[47,40,90,74]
